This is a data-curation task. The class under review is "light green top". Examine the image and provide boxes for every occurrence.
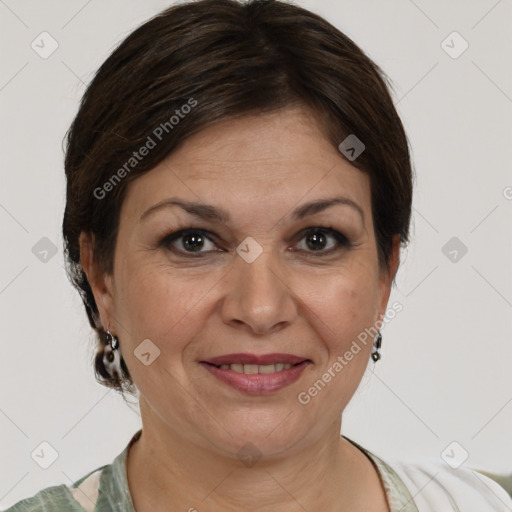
[4,429,510,511]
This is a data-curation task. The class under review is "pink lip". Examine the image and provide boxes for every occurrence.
[202,352,309,366]
[199,360,311,395]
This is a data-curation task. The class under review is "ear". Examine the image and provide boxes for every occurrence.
[376,234,401,323]
[79,232,116,330]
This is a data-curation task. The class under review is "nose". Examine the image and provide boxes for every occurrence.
[220,249,298,336]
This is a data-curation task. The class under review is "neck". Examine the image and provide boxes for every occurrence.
[126,399,387,512]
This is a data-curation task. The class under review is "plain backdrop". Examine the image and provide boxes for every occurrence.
[1,0,511,508]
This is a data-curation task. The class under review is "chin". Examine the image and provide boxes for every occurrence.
[203,411,311,461]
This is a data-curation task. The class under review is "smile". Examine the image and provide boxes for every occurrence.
[215,362,295,373]
[199,359,312,394]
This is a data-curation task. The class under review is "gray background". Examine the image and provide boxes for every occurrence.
[1,0,511,508]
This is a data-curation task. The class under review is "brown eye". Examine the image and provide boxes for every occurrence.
[295,228,350,255]
[180,232,207,252]
[161,229,219,255]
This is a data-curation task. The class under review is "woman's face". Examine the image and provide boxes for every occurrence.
[88,106,399,458]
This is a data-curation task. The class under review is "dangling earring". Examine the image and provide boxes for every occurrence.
[106,330,119,354]
[371,331,382,362]
[104,329,122,378]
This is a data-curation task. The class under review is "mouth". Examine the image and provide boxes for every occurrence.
[199,353,312,394]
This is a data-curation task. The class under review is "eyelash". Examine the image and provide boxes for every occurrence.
[159,226,352,258]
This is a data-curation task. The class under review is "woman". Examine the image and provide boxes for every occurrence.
[6,0,511,510]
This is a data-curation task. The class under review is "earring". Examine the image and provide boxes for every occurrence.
[106,330,119,352]
[103,330,122,378]
[371,331,382,362]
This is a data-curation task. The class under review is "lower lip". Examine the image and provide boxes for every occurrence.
[199,361,311,395]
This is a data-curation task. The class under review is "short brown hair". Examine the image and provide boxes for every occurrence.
[62,0,413,396]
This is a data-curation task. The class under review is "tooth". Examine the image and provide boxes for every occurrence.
[243,364,259,374]
[221,363,297,373]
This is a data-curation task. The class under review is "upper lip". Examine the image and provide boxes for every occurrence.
[201,353,310,366]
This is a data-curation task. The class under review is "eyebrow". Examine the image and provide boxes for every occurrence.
[140,196,365,225]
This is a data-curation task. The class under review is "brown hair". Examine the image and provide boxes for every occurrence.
[62,0,414,397]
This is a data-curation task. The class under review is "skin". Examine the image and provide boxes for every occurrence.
[81,105,400,512]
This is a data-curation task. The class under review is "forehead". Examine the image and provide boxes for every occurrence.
[168,107,351,178]
[122,107,371,221]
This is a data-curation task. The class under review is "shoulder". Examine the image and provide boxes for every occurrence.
[388,458,512,511]
[3,465,108,512]
[2,484,85,512]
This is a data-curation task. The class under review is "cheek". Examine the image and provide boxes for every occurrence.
[113,264,208,397]
[115,261,212,348]
[294,273,379,414]
[306,267,379,351]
